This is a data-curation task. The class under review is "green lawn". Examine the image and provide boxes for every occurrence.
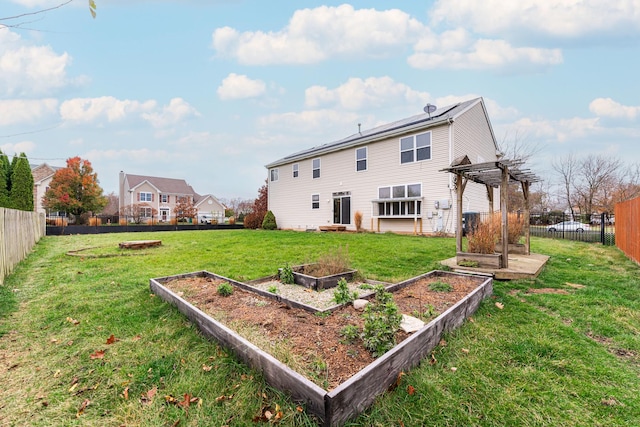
[1,230,639,426]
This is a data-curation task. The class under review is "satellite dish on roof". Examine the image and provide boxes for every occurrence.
[423,103,437,118]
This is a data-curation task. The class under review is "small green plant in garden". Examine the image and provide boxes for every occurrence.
[267,285,278,294]
[339,324,360,343]
[358,283,375,290]
[362,285,402,357]
[217,282,234,296]
[333,278,358,304]
[412,304,438,321]
[428,281,453,292]
[280,263,295,284]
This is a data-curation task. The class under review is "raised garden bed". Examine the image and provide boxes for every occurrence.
[150,270,492,426]
[280,263,358,290]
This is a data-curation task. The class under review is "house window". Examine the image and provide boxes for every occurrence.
[311,194,320,209]
[293,163,299,178]
[356,147,367,171]
[270,168,279,182]
[400,131,431,164]
[141,207,153,218]
[160,194,168,203]
[312,158,320,179]
[375,183,422,217]
[140,192,152,202]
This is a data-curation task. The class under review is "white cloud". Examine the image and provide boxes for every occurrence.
[258,109,360,134]
[0,29,80,96]
[0,98,58,126]
[0,140,36,154]
[409,35,562,71]
[589,98,639,120]
[60,96,156,124]
[217,73,266,100]
[305,77,429,110]
[505,116,602,143]
[142,98,200,128]
[429,0,640,40]
[82,148,170,163]
[212,4,425,65]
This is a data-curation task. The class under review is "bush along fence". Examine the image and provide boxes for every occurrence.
[0,208,45,284]
[615,197,640,265]
[462,211,615,246]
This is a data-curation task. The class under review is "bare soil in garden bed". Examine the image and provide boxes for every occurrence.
[164,274,483,390]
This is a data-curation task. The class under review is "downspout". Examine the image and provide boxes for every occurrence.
[448,117,455,232]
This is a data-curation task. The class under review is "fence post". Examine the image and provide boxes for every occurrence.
[600,212,605,245]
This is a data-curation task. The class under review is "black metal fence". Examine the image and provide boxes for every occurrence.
[461,211,615,246]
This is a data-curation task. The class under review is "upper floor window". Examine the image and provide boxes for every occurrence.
[356,147,367,172]
[311,194,320,209]
[160,194,168,203]
[400,132,431,164]
[292,163,299,178]
[140,192,152,202]
[312,158,321,179]
[270,168,279,182]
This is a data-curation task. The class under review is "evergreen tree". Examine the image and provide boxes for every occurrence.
[0,150,10,207]
[9,153,34,211]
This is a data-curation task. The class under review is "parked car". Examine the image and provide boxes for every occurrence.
[547,221,590,232]
[198,214,213,224]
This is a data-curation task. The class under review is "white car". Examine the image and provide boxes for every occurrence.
[547,221,590,232]
[198,214,213,224]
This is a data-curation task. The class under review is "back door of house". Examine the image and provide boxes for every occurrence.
[333,192,351,225]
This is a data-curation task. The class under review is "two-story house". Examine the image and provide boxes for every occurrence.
[118,172,226,223]
[265,97,500,234]
[31,163,62,215]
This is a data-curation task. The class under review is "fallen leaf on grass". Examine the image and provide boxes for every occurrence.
[461,348,470,354]
[407,385,415,395]
[565,282,586,289]
[202,364,213,372]
[106,334,118,345]
[89,350,105,360]
[495,302,504,309]
[140,387,157,405]
[76,399,90,417]
[216,394,234,403]
[66,317,80,325]
[123,387,129,400]
[132,335,142,342]
[296,406,303,412]
[429,353,437,365]
[253,404,282,422]
[451,367,457,372]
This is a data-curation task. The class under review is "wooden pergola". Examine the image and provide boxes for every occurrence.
[440,156,539,268]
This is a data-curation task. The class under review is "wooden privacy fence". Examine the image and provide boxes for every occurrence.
[615,197,640,265]
[0,208,45,285]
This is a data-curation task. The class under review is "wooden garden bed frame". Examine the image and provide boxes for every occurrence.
[150,270,493,426]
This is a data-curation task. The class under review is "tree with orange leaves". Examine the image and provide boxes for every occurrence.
[43,156,107,224]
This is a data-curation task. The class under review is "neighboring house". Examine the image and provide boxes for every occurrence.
[31,163,62,215]
[265,97,500,234]
[118,172,226,223]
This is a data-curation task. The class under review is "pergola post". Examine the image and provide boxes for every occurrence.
[500,165,509,268]
[521,181,531,255]
[486,184,494,214]
[455,174,465,253]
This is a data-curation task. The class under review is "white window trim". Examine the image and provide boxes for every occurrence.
[399,131,432,165]
[373,183,423,218]
[292,163,299,178]
[312,158,321,179]
[270,168,279,182]
[311,194,320,210]
[140,192,152,202]
[355,146,367,172]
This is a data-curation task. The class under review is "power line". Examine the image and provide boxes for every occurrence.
[0,122,63,139]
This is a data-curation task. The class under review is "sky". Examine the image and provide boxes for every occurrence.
[1,0,639,201]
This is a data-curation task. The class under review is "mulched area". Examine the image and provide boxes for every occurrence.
[164,273,485,390]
